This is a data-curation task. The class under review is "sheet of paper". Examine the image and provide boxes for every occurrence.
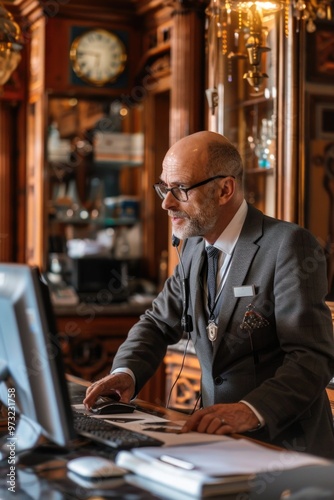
[72,404,231,446]
[133,439,331,476]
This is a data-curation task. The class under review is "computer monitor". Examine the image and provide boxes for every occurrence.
[0,264,75,460]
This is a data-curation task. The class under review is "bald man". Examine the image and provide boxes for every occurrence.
[84,131,334,458]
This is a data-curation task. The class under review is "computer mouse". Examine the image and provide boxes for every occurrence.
[90,401,136,415]
[67,455,126,479]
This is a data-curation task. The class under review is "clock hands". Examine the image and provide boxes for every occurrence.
[77,50,102,57]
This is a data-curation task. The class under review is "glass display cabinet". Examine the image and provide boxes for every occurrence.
[45,97,144,294]
[206,3,279,217]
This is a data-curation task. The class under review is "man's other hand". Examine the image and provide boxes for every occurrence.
[180,402,261,435]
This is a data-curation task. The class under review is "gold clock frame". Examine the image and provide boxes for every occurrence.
[69,29,127,87]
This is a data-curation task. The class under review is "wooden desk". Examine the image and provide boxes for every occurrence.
[1,376,334,500]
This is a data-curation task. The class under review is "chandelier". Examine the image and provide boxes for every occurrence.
[206,0,333,90]
[0,3,23,87]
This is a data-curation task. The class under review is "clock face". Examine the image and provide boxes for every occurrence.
[70,29,127,86]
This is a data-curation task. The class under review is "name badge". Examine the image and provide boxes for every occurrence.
[233,285,255,298]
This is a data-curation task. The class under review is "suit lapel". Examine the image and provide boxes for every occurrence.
[213,205,264,356]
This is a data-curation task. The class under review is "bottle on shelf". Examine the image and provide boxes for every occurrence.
[114,227,130,259]
[47,121,60,154]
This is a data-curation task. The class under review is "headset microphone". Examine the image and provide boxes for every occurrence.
[172,235,193,333]
[172,235,180,248]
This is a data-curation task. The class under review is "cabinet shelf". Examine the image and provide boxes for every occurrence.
[225,96,274,113]
[238,96,274,108]
[49,216,139,226]
[93,160,143,169]
[48,160,142,171]
[246,167,274,175]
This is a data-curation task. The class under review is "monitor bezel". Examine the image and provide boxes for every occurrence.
[0,264,75,458]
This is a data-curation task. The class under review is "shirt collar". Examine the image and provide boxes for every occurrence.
[205,199,248,256]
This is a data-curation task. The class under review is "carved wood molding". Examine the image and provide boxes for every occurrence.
[166,0,210,15]
[165,350,200,410]
[4,0,138,26]
[4,0,44,27]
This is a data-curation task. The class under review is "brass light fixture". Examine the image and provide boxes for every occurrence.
[206,0,332,90]
[0,3,23,87]
[294,0,332,32]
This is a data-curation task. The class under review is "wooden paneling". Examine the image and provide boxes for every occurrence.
[0,104,13,261]
[57,314,166,404]
[0,99,25,263]
[44,17,139,96]
[142,83,170,281]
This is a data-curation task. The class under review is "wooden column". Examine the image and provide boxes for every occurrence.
[277,7,304,224]
[26,17,46,268]
[169,0,209,146]
[168,0,209,273]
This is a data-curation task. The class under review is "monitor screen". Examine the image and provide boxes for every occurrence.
[0,264,75,460]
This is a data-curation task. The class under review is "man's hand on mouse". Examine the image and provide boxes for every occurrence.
[83,373,135,410]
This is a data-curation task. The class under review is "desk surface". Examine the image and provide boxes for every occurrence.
[1,376,334,500]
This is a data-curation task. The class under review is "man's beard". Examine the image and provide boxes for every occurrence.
[169,207,218,240]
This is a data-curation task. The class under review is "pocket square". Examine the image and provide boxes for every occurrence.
[240,304,269,330]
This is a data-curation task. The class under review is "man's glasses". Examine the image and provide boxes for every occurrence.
[153,175,234,202]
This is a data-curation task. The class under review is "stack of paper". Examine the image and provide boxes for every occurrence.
[116,439,331,498]
[117,450,252,497]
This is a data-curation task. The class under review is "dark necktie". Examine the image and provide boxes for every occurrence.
[206,245,220,318]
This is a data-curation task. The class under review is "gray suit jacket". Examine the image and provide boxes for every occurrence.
[112,204,334,458]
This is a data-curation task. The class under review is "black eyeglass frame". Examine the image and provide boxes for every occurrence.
[153,175,235,202]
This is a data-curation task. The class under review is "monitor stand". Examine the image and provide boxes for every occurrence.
[0,415,43,461]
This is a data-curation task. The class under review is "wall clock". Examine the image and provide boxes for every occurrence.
[70,29,127,87]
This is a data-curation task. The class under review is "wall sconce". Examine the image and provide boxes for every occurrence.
[0,3,23,87]
[206,0,332,90]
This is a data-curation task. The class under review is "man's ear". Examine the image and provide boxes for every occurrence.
[218,177,235,205]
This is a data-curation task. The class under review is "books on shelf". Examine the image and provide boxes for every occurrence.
[116,438,331,498]
[94,132,144,165]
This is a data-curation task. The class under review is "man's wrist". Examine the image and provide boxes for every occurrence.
[110,367,136,385]
[240,400,265,430]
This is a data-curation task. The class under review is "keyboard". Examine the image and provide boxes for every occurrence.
[72,411,164,450]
